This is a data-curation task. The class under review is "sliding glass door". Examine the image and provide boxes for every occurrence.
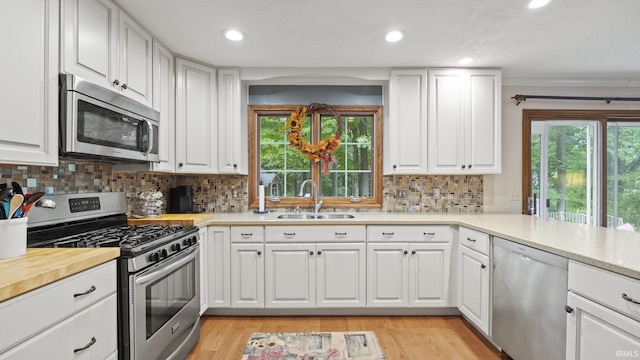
[607,122,640,230]
[530,121,600,225]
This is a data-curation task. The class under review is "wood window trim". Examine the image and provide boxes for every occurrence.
[248,104,383,210]
[521,109,640,226]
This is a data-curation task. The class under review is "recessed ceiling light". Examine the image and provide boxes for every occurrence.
[223,29,245,41]
[528,0,550,9]
[385,30,405,43]
[459,57,474,65]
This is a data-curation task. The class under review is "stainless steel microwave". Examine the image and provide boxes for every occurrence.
[59,73,160,163]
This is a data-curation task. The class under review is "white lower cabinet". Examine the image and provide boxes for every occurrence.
[0,261,117,359]
[367,242,451,307]
[265,243,315,308]
[0,295,117,360]
[207,227,230,308]
[198,226,208,315]
[367,225,452,308]
[458,245,490,334]
[231,243,264,308]
[264,226,367,309]
[566,261,640,359]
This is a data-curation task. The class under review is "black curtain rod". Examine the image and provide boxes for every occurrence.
[512,94,640,105]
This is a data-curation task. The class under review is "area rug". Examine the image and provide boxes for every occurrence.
[241,331,386,360]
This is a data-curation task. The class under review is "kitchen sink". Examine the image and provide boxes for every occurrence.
[276,213,355,220]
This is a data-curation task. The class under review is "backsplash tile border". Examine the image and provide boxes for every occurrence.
[0,160,482,214]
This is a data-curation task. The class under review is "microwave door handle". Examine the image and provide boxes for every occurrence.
[142,119,153,154]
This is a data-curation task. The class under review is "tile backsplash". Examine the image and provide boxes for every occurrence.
[0,160,482,214]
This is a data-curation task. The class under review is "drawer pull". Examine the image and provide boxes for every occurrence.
[466,237,477,242]
[335,232,347,236]
[284,233,296,236]
[73,285,96,298]
[382,232,394,236]
[424,232,435,236]
[74,337,97,353]
[240,233,253,237]
[622,293,640,305]
[565,305,574,313]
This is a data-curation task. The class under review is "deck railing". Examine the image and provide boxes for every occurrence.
[546,211,624,228]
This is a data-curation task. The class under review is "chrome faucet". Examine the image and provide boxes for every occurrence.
[299,179,323,214]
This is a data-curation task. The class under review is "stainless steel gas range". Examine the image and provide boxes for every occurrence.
[27,192,200,360]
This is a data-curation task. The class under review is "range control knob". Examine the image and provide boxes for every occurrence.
[160,249,168,259]
[172,243,181,252]
[149,252,160,262]
[190,236,198,245]
[183,238,190,246]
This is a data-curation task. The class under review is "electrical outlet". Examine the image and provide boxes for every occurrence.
[510,191,521,201]
[397,189,408,199]
[433,188,441,199]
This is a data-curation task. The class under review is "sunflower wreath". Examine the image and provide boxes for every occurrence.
[282,103,342,174]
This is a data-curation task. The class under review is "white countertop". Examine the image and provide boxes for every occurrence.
[201,212,640,280]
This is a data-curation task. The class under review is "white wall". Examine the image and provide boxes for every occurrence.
[484,84,640,213]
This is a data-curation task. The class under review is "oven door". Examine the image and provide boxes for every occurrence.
[131,245,200,360]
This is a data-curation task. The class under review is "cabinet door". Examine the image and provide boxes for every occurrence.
[409,243,452,307]
[386,70,428,174]
[151,39,176,172]
[567,292,640,360]
[231,244,264,308]
[198,227,208,315]
[316,243,366,308]
[265,244,315,308]
[217,68,244,174]
[118,11,152,106]
[367,243,408,307]
[458,245,490,334]
[175,58,218,173]
[0,0,58,166]
[62,0,118,89]
[428,69,465,173]
[466,71,501,174]
[207,227,230,308]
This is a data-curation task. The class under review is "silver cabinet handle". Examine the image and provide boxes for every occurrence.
[73,285,96,298]
[622,293,640,305]
[466,237,477,242]
[74,337,97,353]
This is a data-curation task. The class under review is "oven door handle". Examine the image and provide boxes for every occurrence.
[135,246,198,286]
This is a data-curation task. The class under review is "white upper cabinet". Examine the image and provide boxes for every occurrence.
[386,69,429,174]
[151,39,175,172]
[428,69,501,174]
[62,0,153,106]
[175,58,218,173]
[0,0,59,166]
[217,68,245,174]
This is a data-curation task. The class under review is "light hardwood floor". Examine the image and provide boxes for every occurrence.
[187,315,511,359]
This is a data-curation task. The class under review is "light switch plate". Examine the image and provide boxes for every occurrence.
[396,189,408,199]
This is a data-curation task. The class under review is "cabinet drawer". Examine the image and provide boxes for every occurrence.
[0,294,117,360]
[231,226,264,243]
[0,261,116,353]
[569,261,640,322]
[265,226,366,242]
[367,225,451,242]
[459,227,490,255]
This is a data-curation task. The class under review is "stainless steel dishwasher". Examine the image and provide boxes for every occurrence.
[492,237,568,360]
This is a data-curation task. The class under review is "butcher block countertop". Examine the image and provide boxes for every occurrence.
[0,248,120,302]
[128,213,214,226]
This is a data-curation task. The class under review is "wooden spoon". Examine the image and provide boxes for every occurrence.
[9,194,24,218]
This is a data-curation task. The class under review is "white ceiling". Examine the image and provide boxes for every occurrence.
[115,0,640,82]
